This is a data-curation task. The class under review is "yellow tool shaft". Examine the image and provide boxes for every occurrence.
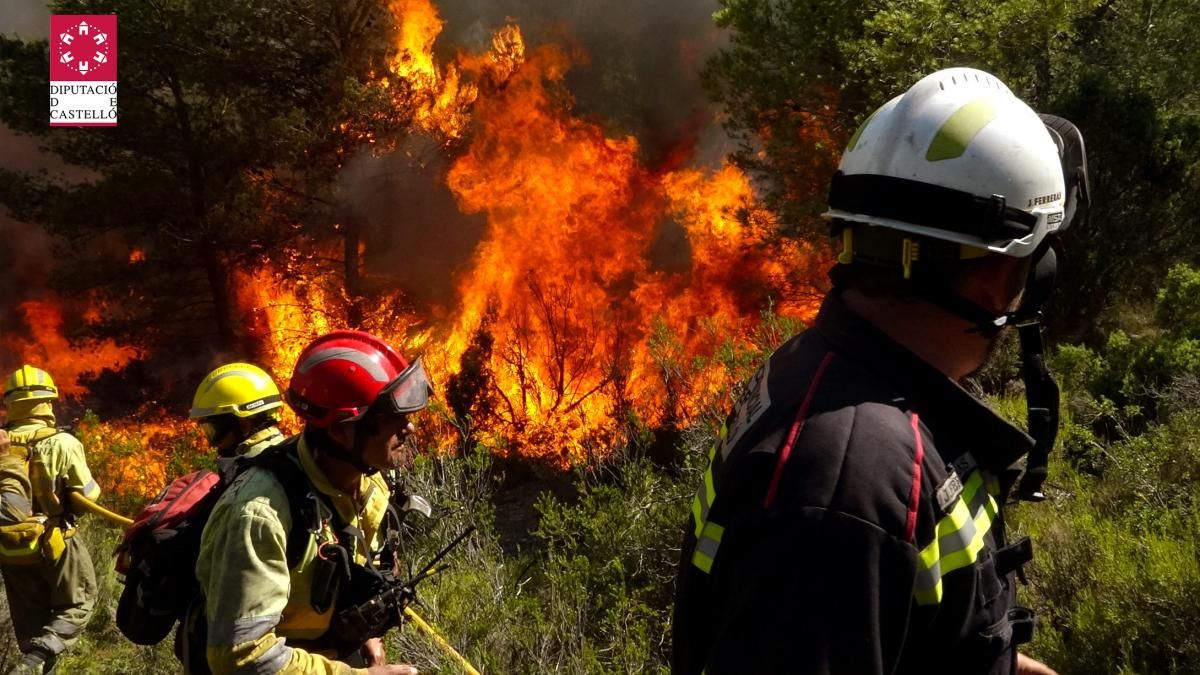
[403,606,481,675]
[68,491,134,527]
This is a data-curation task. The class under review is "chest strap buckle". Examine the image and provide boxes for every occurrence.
[994,536,1033,583]
[1008,606,1035,647]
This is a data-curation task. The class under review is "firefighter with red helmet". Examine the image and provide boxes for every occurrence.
[195,331,432,675]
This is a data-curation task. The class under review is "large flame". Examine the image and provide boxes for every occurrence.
[233,2,830,465]
[8,0,833,495]
[387,0,524,143]
[0,299,137,397]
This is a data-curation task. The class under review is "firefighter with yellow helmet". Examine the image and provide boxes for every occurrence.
[1,365,101,675]
[188,362,287,473]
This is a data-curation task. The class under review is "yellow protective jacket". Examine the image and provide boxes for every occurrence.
[0,451,33,524]
[236,427,284,460]
[215,426,286,479]
[196,434,391,675]
[6,420,101,517]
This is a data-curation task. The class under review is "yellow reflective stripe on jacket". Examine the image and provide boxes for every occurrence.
[691,441,718,538]
[691,521,724,574]
[691,423,727,573]
[914,470,997,606]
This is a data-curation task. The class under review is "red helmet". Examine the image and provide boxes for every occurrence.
[286,330,432,427]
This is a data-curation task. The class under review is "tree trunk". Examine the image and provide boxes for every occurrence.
[202,245,239,354]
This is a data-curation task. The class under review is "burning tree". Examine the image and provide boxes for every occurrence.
[0,0,417,370]
[1,0,830,470]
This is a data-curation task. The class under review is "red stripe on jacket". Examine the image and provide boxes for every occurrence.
[904,413,925,543]
[763,351,835,510]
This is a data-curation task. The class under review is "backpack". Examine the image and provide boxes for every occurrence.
[114,438,317,649]
[0,428,69,567]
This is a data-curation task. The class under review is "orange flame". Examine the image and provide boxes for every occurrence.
[226,9,830,466]
[78,415,201,507]
[421,43,825,463]
[31,2,832,483]
[386,0,525,143]
[1,300,137,398]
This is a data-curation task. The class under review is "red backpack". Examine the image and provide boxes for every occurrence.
[114,439,316,654]
[114,468,225,645]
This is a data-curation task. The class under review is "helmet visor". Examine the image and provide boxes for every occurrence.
[1039,114,1089,235]
[379,358,433,414]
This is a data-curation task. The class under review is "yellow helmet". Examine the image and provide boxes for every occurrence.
[190,363,283,419]
[3,365,59,403]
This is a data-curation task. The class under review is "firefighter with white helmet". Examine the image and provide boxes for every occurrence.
[673,68,1087,674]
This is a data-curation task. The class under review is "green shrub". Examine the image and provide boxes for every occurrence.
[386,436,702,674]
[1065,265,1200,425]
[1013,409,1200,674]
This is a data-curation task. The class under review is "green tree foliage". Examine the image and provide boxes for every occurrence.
[705,0,1200,336]
[0,0,411,358]
[704,0,1100,232]
[1050,265,1200,424]
[1004,268,1200,673]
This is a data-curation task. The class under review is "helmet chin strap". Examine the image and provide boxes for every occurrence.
[917,283,1016,339]
[915,242,1060,502]
[1013,244,1060,502]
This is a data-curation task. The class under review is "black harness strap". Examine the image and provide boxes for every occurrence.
[243,440,323,570]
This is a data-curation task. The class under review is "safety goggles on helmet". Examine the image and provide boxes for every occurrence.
[1039,114,1090,236]
[374,358,433,416]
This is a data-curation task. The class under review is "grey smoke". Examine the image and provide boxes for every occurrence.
[0,0,50,41]
[0,1,64,354]
[436,0,731,166]
[339,135,487,310]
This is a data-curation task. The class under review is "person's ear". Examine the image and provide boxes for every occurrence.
[327,420,356,450]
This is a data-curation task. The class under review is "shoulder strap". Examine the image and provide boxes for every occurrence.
[8,426,65,447]
[7,427,65,464]
[242,437,332,570]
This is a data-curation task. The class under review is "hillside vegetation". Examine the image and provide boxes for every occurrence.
[2,267,1199,673]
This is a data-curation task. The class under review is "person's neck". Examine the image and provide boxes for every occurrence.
[841,289,990,382]
[312,442,363,495]
[319,454,362,495]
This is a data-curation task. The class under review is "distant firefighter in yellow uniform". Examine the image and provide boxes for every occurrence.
[0,365,100,675]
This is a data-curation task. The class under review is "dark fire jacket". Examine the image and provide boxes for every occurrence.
[672,291,1036,675]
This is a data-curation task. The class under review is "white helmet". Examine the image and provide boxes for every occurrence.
[825,67,1066,259]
